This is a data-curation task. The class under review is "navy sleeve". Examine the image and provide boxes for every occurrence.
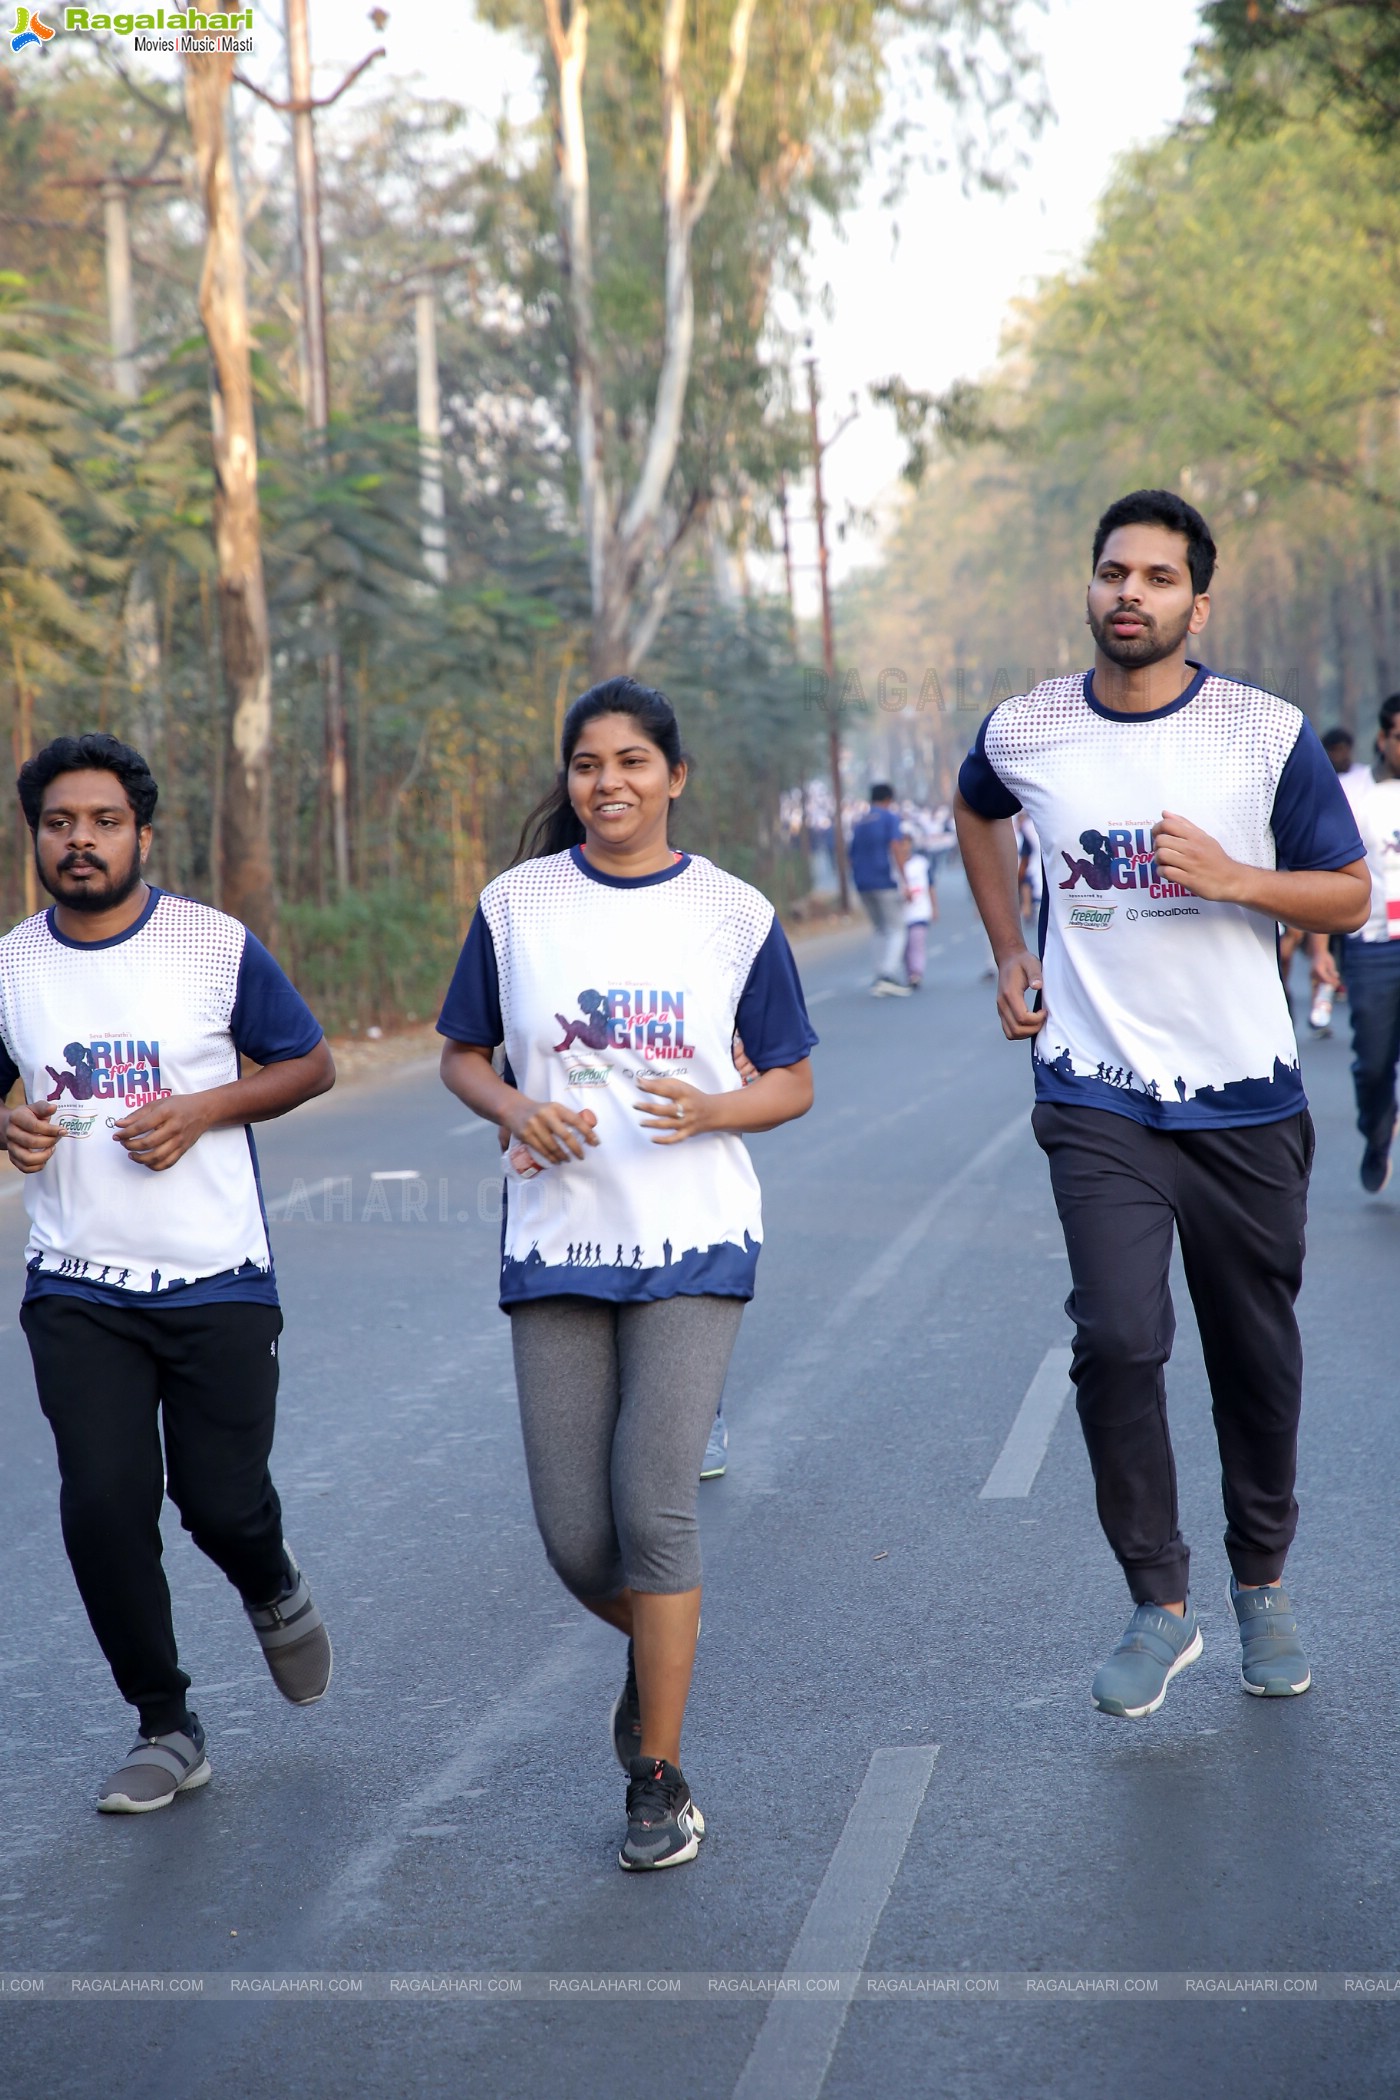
[0,1043,18,1098]
[230,934,324,1065]
[436,908,503,1046]
[957,710,1022,819]
[734,919,818,1071]
[1272,719,1366,871]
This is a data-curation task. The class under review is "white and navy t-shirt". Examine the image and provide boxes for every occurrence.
[0,888,324,1305]
[958,667,1364,1129]
[1341,770,1400,943]
[437,846,817,1308]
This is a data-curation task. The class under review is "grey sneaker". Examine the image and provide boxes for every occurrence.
[700,1411,728,1480]
[619,1756,705,1871]
[244,1551,332,1705]
[1229,1578,1311,1696]
[1091,1602,1203,1718]
[610,1641,641,1770]
[97,1713,211,1814]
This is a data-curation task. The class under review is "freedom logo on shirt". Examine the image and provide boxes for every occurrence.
[44,1035,171,1109]
[52,1109,99,1139]
[552,987,695,1062]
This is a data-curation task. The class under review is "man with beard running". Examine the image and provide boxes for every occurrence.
[955,491,1368,1719]
[0,735,336,1810]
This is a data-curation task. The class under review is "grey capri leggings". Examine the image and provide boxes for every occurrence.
[509,1293,744,1597]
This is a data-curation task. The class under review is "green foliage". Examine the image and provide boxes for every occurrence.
[277,884,461,1036]
[841,106,1400,758]
[650,589,823,903]
[1198,1,1400,149]
[0,277,127,684]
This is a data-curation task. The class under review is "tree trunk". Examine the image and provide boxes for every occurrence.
[546,0,757,679]
[184,52,276,944]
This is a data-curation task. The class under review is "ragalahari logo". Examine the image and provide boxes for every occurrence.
[11,5,56,49]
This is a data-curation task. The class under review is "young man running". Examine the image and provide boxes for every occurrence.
[1335,694,1400,1191]
[850,784,912,995]
[1,734,336,1809]
[955,491,1368,1718]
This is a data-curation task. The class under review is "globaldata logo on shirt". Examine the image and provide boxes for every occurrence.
[553,987,694,1062]
[1058,824,1193,906]
[44,1035,171,1109]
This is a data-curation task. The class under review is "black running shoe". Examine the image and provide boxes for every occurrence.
[1361,1136,1393,1194]
[619,1756,705,1871]
[610,1641,641,1770]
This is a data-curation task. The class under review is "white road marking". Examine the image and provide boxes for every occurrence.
[829,1111,1026,1330]
[264,1175,339,1221]
[732,1745,940,2100]
[370,1169,422,1181]
[979,1345,1074,1498]
[806,988,837,1006]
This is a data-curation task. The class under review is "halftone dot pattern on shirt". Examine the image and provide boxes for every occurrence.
[479,851,776,1045]
[0,895,247,1091]
[960,670,1363,1129]
[984,675,1303,869]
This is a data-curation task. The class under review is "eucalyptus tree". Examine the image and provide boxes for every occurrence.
[481,0,1046,681]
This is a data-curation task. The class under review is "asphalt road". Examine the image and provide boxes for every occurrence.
[2,878,1399,2100]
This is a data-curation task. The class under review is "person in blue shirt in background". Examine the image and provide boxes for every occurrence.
[850,784,912,996]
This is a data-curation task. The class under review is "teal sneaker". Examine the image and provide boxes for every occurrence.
[1091,1602,1203,1718]
[1228,1578,1311,1696]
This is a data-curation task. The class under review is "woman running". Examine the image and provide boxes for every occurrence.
[438,676,816,1870]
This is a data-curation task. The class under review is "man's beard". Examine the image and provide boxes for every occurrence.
[1088,602,1195,670]
[38,844,144,915]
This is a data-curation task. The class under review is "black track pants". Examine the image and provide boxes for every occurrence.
[1031,1103,1313,1605]
[22,1293,289,1735]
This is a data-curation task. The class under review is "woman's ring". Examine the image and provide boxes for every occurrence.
[675,1102,685,1121]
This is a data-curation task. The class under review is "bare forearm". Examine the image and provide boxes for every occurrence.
[440,1042,516,1126]
[954,795,1028,959]
[1227,861,1370,935]
[707,1060,813,1135]
[199,1041,335,1131]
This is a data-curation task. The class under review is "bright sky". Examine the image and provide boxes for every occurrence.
[96,0,1205,600]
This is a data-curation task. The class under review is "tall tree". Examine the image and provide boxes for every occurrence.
[491,0,1043,680]
[1199,1,1400,147]
[183,52,276,942]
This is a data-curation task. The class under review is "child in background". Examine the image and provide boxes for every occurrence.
[903,845,933,988]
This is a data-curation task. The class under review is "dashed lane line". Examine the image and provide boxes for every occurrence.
[979,1345,1074,1498]
[264,1175,341,1221]
[731,1745,940,2100]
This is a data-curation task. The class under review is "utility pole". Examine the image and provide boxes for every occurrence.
[100,181,159,726]
[66,172,180,741]
[101,181,139,403]
[414,285,448,586]
[777,474,797,649]
[806,355,852,913]
[283,0,348,894]
[232,29,381,897]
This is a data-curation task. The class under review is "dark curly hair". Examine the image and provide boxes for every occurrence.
[17,734,158,834]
